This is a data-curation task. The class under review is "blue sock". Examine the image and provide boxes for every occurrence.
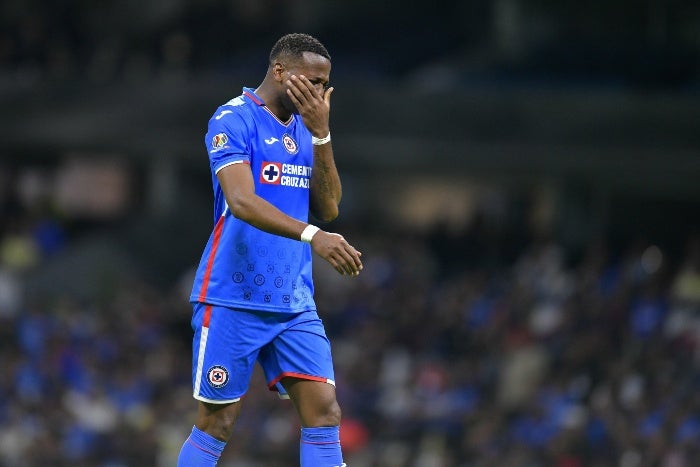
[300,426,345,467]
[177,426,226,467]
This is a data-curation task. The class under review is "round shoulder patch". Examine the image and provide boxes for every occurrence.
[212,133,228,149]
[207,365,229,388]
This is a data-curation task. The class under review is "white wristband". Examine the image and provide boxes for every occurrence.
[311,132,331,146]
[300,224,320,243]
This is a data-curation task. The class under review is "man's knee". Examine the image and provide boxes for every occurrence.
[283,379,343,427]
[320,398,342,427]
[302,396,342,427]
[196,401,241,441]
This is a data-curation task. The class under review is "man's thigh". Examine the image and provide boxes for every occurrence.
[258,310,336,398]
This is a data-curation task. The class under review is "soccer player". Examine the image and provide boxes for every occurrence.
[177,33,363,467]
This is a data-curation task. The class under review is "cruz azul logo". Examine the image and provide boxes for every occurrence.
[260,162,312,188]
[207,365,229,388]
[282,134,298,154]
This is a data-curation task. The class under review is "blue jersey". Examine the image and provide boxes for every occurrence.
[190,88,316,313]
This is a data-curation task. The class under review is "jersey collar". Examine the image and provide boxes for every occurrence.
[242,87,293,126]
[242,88,265,106]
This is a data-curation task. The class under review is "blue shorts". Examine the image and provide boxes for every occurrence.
[190,303,336,404]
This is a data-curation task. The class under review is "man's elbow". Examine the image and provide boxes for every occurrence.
[228,197,255,222]
[313,204,339,223]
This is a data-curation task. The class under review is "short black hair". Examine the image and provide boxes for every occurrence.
[269,33,330,64]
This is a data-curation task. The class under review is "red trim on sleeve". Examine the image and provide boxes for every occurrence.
[197,216,226,303]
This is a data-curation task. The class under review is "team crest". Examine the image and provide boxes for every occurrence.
[282,134,298,154]
[212,133,228,150]
[260,162,282,184]
[207,365,229,388]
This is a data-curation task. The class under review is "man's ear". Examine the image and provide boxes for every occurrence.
[272,62,285,82]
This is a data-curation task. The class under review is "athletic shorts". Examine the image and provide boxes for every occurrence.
[190,302,336,404]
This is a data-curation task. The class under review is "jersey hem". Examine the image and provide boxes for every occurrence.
[193,394,242,404]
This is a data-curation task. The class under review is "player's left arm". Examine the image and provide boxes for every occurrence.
[309,135,341,222]
[286,75,342,222]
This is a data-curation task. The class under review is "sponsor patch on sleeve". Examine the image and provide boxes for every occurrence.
[210,133,230,153]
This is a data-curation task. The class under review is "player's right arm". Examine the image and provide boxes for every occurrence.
[217,163,363,276]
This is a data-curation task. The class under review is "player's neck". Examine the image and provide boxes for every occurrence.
[265,102,291,122]
[254,84,292,123]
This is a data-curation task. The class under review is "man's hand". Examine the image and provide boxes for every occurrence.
[310,230,363,276]
[286,75,332,138]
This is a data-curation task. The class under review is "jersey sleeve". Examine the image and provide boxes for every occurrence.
[205,107,252,174]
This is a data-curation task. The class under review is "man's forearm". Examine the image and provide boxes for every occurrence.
[310,142,342,221]
[228,192,308,241]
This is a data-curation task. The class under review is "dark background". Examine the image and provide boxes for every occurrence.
[1,1,699,466]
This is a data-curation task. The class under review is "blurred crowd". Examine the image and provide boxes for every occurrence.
[2,0,699,89]
[0,0,301,85]
[0,0,448,85]
[1,168,699,466]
